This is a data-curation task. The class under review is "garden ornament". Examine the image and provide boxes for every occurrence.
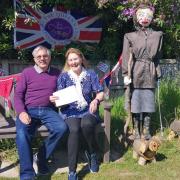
[133,136,161,165]
[136,7,154,27]
[168,109,180,140]
[122,0,163,143]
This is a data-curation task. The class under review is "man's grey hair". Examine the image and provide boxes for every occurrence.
[32,45,51,57]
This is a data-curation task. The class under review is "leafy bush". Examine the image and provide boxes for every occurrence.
[99,96,127,146]
[100,74,180,146]
[0,139,17,161]
[152,75,180,133]
[0,0,179,61]
[0,139,16,150]
[110,96,127,145]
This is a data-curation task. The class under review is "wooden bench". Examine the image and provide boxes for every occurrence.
[0,75,113,163]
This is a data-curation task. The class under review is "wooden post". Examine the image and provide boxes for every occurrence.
[103,101,113,163]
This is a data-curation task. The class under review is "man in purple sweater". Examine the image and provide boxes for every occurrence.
[14,46,67,180]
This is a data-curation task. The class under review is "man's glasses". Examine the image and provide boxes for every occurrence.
[35,55,49,60]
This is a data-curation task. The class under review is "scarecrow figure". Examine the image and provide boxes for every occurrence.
[122,1,163,140]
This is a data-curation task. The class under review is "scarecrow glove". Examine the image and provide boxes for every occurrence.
[124,76,131,85]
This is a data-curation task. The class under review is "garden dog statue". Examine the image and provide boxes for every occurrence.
[168,120,180,140]
[132,136,161,165]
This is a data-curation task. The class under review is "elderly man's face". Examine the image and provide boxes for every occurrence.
[34,49,51,71]
[136,8,153,27]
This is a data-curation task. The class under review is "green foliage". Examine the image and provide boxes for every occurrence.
[100,96,127,146]
[159,79,180,122]
[0,139,17,161]
[99,75,180,146]
[110,96,126,145]
[0,0,179,62]
[115,0,180,58]
[16,49,32,62]
[0,34,13,53]
[152,75,180,133]
[100,30,121,62]
[111,96,127,120]
[0,139,16,151]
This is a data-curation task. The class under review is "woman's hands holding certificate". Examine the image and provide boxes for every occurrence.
[49,95,59,103]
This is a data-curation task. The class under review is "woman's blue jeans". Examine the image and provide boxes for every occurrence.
[16,107,67,180]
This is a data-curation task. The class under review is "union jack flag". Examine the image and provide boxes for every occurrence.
[100,54,122,87]
[14,0,102,50]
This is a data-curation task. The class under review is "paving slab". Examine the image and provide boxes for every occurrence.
[0,149,88,178]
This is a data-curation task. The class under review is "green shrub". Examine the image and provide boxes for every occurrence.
[152,75,180,133]
[99,96,127,146]
[100,74,180,146]
[0,139,16,150]
[0,139,17,161]
[110,96,127,145]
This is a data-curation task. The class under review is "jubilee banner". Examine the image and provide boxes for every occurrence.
[14,0,102,50]
[100,55,122,87]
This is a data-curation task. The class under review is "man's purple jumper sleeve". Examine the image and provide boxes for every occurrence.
[14,72,27,114]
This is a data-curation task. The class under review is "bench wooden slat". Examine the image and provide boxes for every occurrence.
[0,111,49,138]
[0,127,49,139]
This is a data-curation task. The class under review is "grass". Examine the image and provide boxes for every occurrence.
[0,76,180,179]
[1,138,180,180]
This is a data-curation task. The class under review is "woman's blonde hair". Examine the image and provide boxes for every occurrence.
[63,48,89,72]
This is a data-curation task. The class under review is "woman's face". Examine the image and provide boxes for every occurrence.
[67,52,83,74]
[136,8,153,27]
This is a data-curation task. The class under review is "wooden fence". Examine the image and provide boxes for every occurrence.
[0,58,179,77]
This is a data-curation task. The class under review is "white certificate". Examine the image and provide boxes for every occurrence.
[53,85,79,107]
